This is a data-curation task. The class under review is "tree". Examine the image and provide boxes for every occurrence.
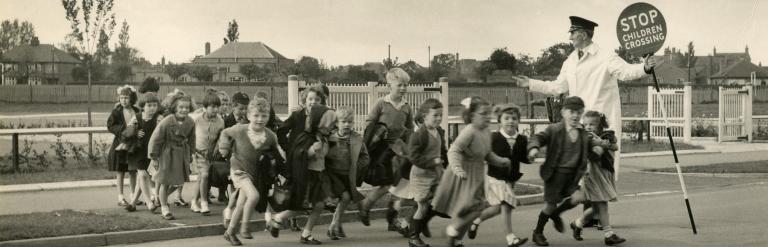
[489,48,516,71]
[476,61,497,83]
[296,56,325,81]
[346,65,380,82]
[534,42,573,76]
[240,63,272,82]
[514,53,535,76]
[679,42,697,82]
[223,19,239,44]
[62,0,116,136]
[615,46,641,64]
[165,63,188,82]
[383,57,400,70]
[0,19,36,55]
[190,65,213,82]
[431,53,457,78]
[111,20,133,82]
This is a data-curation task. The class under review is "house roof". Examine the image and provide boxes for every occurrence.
[1,44,80,64]
[711,60,768,78]
[200,42,288,60]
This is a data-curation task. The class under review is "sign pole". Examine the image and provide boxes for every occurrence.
[617,2,697,234]
[649,62,698,235]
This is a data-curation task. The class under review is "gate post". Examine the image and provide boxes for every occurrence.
[287,75,299,113]
[745,85,753,142]
[367,81,377,113]
[683,85,692,143]
[718,87,723,143]
[439,77,450,134]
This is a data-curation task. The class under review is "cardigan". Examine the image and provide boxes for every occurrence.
[488,131,530,183]
[408,126,448,169]
[527,122,601,184]
[218,125,283,176]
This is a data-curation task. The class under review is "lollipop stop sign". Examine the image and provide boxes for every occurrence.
[616,2,667,56]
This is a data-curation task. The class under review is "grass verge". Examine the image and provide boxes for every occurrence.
[643,161,768,174]
[0,209,172,241]
[620,141,704,153]
[0,166,114,185]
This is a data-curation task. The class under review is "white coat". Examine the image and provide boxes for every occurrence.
[528,42,649,179]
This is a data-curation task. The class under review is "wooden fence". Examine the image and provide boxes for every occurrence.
[4,83,768,106]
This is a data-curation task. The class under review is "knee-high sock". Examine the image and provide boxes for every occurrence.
[534,212,549,233]
[410,219,422,238]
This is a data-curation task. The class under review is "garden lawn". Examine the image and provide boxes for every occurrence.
[620,141,704,153]
[0,209,172,241]
[643,160,768,173]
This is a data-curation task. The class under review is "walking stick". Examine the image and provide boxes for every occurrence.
[648,58,698,234]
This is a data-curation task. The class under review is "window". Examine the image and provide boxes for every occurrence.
[231,76,242,82]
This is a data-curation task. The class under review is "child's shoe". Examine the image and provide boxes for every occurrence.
[604,234,626,246]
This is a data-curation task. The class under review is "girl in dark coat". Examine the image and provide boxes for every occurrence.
[107,85,140,206]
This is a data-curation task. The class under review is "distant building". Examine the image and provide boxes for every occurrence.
[192,41,293,82]
[648,45,757,85]
[1,37,80,85]
[710,60,768,85]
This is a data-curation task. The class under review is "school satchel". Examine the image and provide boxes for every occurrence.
[362,122,395,186]
[546,94,567,123]
[268,178,291,212]
[207,129,230,188]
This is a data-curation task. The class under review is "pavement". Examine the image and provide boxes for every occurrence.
[111,182,768,247]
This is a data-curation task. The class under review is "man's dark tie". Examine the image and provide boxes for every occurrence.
[578,50,584,59]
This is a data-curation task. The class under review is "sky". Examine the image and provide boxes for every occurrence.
[1,0,766,67]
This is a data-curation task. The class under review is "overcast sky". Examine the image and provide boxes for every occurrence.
[1,0,765,67]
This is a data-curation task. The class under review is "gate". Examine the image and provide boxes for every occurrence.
[647,86,692,142]
[287,76,449,133]
[718,86,752,142]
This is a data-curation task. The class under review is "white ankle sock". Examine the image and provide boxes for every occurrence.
[446,225,459,237]
[473,218,482,225]
[301,229,312,238]
[575,218,584,228]
[506,233,518,244]
[604,227,614,238]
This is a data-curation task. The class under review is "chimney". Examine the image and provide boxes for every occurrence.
[205,42,211,55]
[745,45,749,55]
[161,56,166,66]
[713,47,717,56]
[31,36,40,46]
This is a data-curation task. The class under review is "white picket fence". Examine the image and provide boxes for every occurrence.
[286,75,450,133]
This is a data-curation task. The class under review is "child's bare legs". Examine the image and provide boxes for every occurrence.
[301,201,324,241]
[129,170,155,211]
[223,188,247,245]
[393,197,411,234]
[159,184,174,219]
[195,168,211,213]
[446,209,482,245]
[116,171,126,203]
[359,185,390,212]
[330,192,351,231]
[357,185,391,226]
[128,171,137,200]
[228,183,259,236]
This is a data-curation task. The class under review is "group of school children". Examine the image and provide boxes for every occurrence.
[106,68,627,247]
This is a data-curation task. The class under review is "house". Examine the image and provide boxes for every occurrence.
[648,45,754,85]
[131,63,172,83]
[1,37,81,85]
[191,41,293,82]
[709,60,768,85]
